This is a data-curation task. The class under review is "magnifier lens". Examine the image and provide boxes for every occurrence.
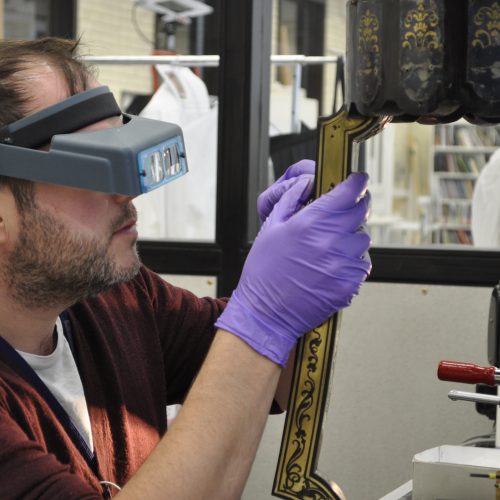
[149,151,165,183]
[138,136,187,193]
[163,147,172,175]
[171,144,180,174]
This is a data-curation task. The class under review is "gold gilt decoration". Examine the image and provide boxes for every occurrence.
[402,0,440,50]
[272,108,389,500]
[472,1,500,48]
[357,9,380,75]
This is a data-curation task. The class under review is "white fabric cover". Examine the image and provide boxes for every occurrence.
[134,65,218,241]
[472,149,500,247]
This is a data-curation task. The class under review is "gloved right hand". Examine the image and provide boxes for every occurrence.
[215,172,371,366]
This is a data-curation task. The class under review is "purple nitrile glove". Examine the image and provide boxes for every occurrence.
[215,172,372,366]
[257,159,315,223]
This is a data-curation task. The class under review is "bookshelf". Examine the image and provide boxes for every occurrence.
[431,122,500,245]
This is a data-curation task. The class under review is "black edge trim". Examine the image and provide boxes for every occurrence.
[139,241,500,289]
[369,247,500,287]
[138,240,222,276]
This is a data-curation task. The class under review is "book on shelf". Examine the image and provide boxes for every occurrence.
[441,203,471,225]
[439,228,472,245]
[434,152,487,173]
[456,229,472,245]
[434,124,500,148]
[456,156,468,173]
[432,123,500,246]
[455,127,474,146]
[446,153,456,172]
[467,155,480,174]
[439,178,475,198]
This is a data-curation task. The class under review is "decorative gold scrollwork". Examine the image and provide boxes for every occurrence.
[402,0,440,50]
[357,9,380,76]
[272,109,389,500]
[283,327,323,494]
[472,1,500,48]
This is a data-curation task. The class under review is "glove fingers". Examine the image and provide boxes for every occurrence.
[329,254,372,279]
[305,190,371,234]
[285,260,370,323]
[317,172,369,212]
[331,230,371,259]
[279,159,316,181]
[257,174,314,223]
[358,225,372,264]
[323,257,371,307]
[265,176,314,224]
[298,229,370,263]
[333,191,371,231]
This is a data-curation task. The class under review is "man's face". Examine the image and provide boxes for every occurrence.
[6,191,140,309]
[1,64,141,309]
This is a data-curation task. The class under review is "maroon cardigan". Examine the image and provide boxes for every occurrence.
[0,266,226,499]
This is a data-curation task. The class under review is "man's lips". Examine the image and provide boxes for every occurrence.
[113,219,137,234]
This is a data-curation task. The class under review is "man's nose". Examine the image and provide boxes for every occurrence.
[111,194,135,205]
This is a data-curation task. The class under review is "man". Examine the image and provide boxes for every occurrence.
[0,38,371,499]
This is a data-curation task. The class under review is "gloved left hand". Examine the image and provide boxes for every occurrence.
[257,159,315,223]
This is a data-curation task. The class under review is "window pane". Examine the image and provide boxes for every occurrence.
[364,121,500,248]
[160,274,217,298]
[4,0,51,39]
[77,2,218,243]
[270,0,500,250]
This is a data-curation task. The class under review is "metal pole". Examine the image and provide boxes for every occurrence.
[83,54,338,67]
[215,0,273,296]
[291,63,302,134]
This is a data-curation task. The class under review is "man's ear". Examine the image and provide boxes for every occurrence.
[0,215,7,245]
[0,187,20,246]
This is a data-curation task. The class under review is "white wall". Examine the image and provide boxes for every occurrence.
[0,0,3,38]
[323,0,346,114]
[76,0,155,103]
[243,282,494,500]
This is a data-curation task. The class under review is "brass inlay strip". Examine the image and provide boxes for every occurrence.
[272,108,388,499]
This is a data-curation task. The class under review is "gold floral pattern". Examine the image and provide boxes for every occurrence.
[472,1,500,48]
[402,0,440,50]
[359,9,380,52]
[358,9,380,74]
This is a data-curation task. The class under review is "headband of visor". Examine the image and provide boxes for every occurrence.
[0,86,188,196]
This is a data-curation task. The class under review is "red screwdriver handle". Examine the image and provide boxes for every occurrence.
[437,361,497,385]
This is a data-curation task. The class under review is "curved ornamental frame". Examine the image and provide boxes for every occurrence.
[273,0,500,495]
[272,108,388,499]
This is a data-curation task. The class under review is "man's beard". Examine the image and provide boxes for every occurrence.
[4,202,141,309]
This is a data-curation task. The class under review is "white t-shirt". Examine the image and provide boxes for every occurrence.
[17,317,94,452]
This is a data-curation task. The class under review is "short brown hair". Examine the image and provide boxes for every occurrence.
[0,37,95,211]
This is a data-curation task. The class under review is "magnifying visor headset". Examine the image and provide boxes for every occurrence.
[0,86,188,196]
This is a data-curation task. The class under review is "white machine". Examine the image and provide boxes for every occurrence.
[135,0,213,50]
[136,0,213,24]
[382,286,500,500]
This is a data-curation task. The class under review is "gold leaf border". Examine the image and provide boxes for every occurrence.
[272,108,388,500]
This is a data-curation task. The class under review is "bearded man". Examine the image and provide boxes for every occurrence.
[0,37,371,499]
